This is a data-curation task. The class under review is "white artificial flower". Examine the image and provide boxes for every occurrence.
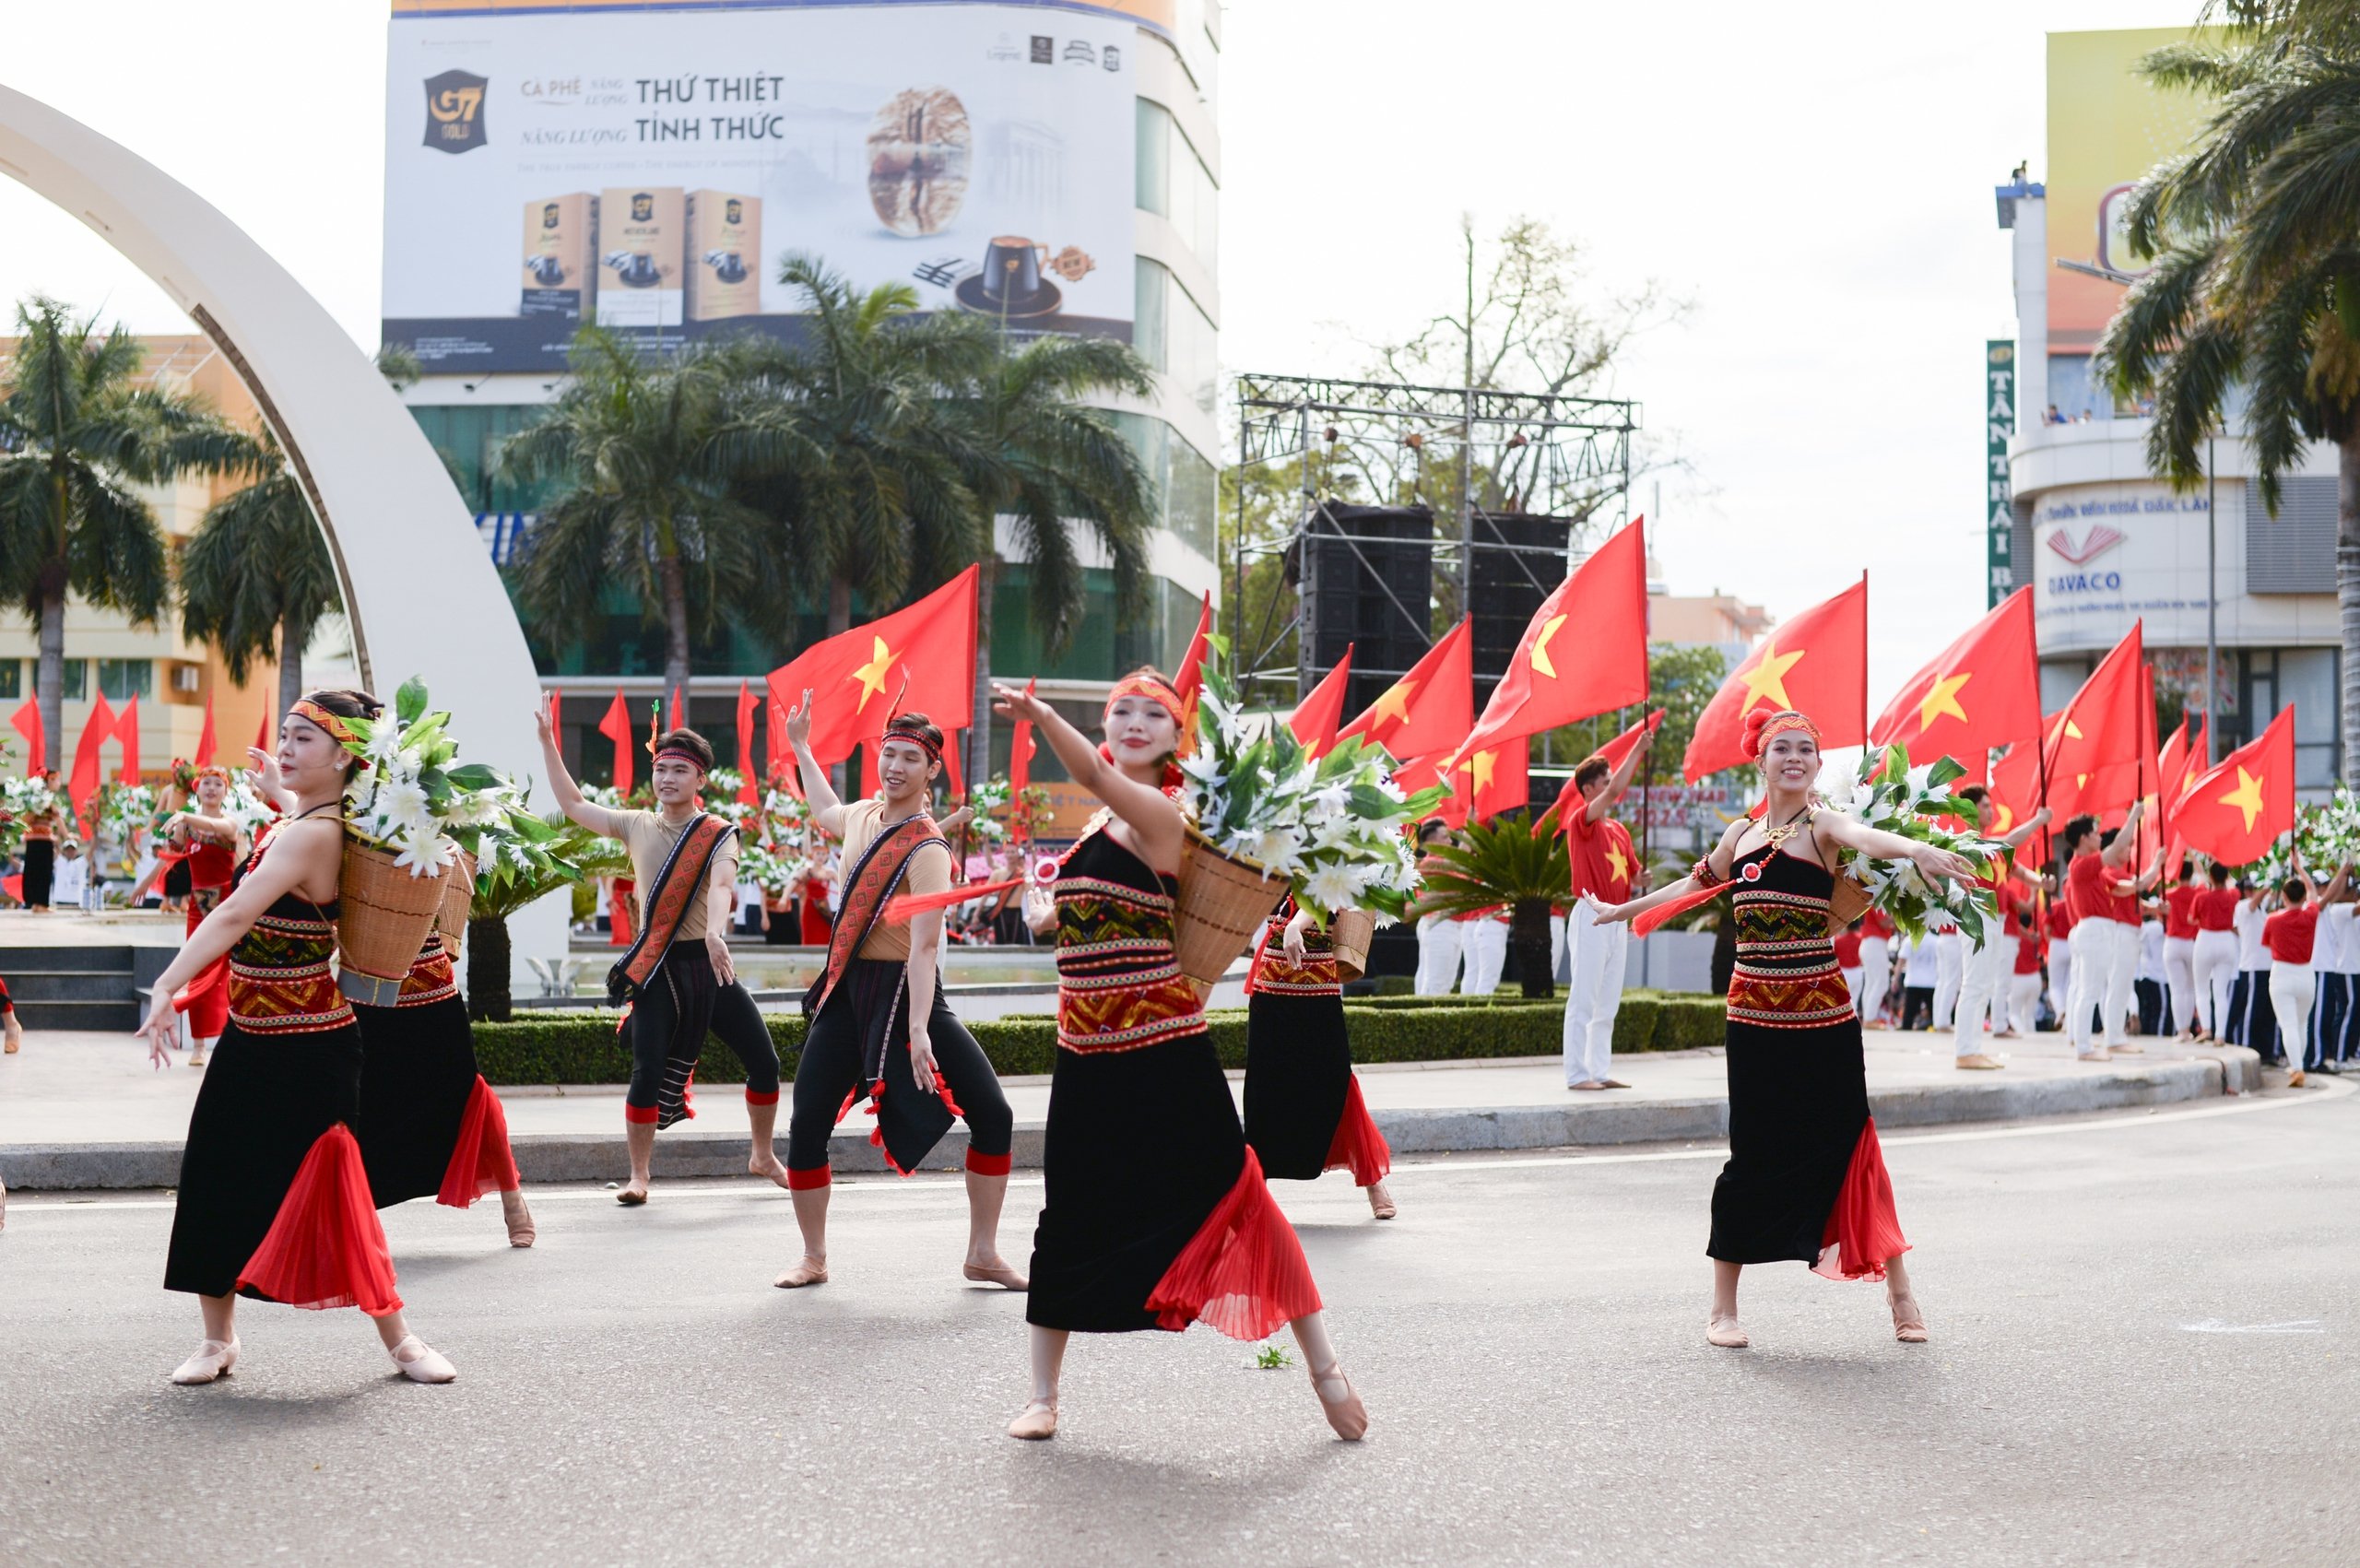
[1231,825,1304,878]
[1301,860,1364,914]
[375,778,431,831]
[392,826,459,877]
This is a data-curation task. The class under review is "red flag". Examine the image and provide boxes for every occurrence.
[1552,710,1665,838]
[668,685,683,734]
[113,694,141,783]
[69,693,118,815]
[1172,592,1213,701]
[1685,577,1870,781]
[1462,735,1529,823]
[2173,707,2296,866]
[1393,749,1463,828]
[2163,714,2208,878]
[195,690,217,768]
[1463,519,1649,757]
[1868,585,2041,783]
[11,697,43,773]
[254,705,272,758]
[597,689,634,796]
[1009,678,1039,794]
[766,693,792,784]
[547,690,562,737]
[734,681,759,806]
[767,567,979,768]
[1289,646,1353,758]
[1338,618,1474,760]
[943,728,964,799]
[2042,623,2145,819]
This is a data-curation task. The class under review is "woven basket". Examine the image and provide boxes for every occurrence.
[337,838,451,993]
[1329,909,1376,982]
[1827,872,1873,933]
[1172,826,1291,989]
[434,851,476,959]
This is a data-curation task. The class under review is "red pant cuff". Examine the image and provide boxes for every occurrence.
[964,1149,1013,1177]
[623,1102,661,1125]
[744,1090,780,1106]
[785,1165,832,1191]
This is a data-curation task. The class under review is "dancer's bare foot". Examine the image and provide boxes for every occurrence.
[773,1255,829,1288]
[614,1179,649,1207]
[1568,1079,1606,1091]
[501,1189,536,1247]
[748,1153,796,1190]
[962,1255,1028,1291]
[1007,1399,1057,1440]
[2077,1048,2114,1063]
[1955,1053,2003,1070]
[1890,1293,1929,1343]
[1365,1182,1397,1220]
[2112,1042,2144,1055]
[3,1014,19,1053]
[1706,1314,1750,1348]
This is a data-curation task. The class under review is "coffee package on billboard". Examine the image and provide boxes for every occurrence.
[521,194,597,320]
[686,191,761,321]
[596,186,683,326]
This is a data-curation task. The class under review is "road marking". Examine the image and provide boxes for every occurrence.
[2178,1318,2324,1335]
[10,1075,2349,1213]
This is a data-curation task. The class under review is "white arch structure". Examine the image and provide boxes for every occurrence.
[0,85,564,961]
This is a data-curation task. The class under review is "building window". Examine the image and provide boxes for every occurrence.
[1133,259,1216,420]
[1134,97,1218,273]
[1107,411,1219,562]
[98,659,154,702]
[0,661,18,700]
[59,659,86,701]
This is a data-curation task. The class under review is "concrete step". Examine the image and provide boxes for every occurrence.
[0,945,136,974]
[6,970,139,1004]
[13,998,142,1032]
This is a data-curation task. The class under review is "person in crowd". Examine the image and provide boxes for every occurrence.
[1948,788,2047,1069]
[2060,809,2161,1062]
[1460,904,1511,996]
[987,844,1031,947]
[2006,890,2045,1038]
[2263,865,2350,1087]
[2189,859,2241,1042]
[1245,898,1396,1219]
[2162,861,2201,1040]
[2045,888,2075,1032]
[1896,930,1936,1032]
[2134,903,2167,1036]
[1855,906,1894,1028]
[1836,920,1866,1014]
[2225,878,2277,1057]
[1563,734,1650,1091]
[1411,820,1467,996]
[2324,880,2360,1068]
[1928,913,1961,1033]
[50,838,88,914]
[162,766,244,1067]
[0,973,19,1055]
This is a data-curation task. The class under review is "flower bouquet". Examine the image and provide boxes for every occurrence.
[2294,787,2360,876]
[1171,643,1444,984]
[1819,744,2007,944]
[966,774,1013,845]
[0,775,58,860]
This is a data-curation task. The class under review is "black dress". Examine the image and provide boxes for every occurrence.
[1707,835,1908,1280]
[164,835,402,1312]
[1243,907,1390,1185]
[353,932,518,1208]
[1026,824,1322,1338]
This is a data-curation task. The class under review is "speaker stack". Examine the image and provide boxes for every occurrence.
[1294,502,1434,720]
[1469,512,1571,706]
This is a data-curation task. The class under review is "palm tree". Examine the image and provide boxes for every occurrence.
[0,297,244,764]
[178,428,341,721]
[494,325,797,693]
[2096,4,2360,783]
[1411,808,1571,999]
[936,331,1158,782]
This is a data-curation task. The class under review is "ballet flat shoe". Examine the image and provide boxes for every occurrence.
[171,1338,240,1385]
[390,1336,457,1384]
[773,1257,830,1289]
[1365,1183,1398,1220]
[1309,1364,1369,1441]
[1706,1315,1750,1349]
[1007,1400,1058,1440]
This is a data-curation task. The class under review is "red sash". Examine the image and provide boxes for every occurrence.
[802,813,946,1017]
[604,813,735,1003]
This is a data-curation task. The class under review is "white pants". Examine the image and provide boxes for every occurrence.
[1931,931,1963,1030]
[2163,936,2197,1037]
[2192,929,2238,1038]
[2007,972,2042,1036]
[1551,914,1567,983]
[1842,965,1865,1011]
[1857,937,1891,1026]
[1952,935,2012,1057]
[1415,914,1465,996]
[2269,961,2317,1070]
[1561,902,1629,1085]
[2048,946,2071,1031]
[2069,918,2137,1054]
[1461,918,1509,996]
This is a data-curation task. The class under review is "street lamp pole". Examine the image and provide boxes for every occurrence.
[2207,435,2217,766]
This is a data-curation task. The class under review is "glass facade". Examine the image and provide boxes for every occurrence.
[59,659,84,701]
[1107,410,1217,562]
[97,658,152,702]
[1133,257,1217,419]
[1135,99,1219,274]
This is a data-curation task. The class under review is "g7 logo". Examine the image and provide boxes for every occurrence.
[423,70,489,154]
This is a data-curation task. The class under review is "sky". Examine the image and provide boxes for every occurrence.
[0,0,2202,719]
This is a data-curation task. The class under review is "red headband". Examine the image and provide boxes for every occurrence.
[652,741,709,773]
[879,722,943,766]
[290,699,371,767]
[1104,673,1195,762]
[1741,707,1821,760]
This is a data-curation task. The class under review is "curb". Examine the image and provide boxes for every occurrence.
[0,1051,2264,1191]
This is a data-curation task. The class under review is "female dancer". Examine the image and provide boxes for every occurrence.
[990,671,1364,1443]
[1588,707,1976,1350]
[21,775,57,913]
[163,765,242,1067]
[136,690,456,1385]
[1244,899,1395,1219]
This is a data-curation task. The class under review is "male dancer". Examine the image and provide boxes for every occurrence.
[1948,788,2047,1069]
[537,710,789,1204]
[773,696,1020,1290]
[2061,807,2162,1061]
[2163,861,2201,1039]
[1410,821,1466,995]
[1562,731,1649,1091]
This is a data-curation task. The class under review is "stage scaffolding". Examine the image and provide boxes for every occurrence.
[1226,373,1641,760]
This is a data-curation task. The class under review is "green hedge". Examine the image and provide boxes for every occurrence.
[471,991,1723,1085]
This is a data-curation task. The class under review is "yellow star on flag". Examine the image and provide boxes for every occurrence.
[1529,614,1570,680]
[1367,677,1418,730]
[851,635,899,711]
[1604,840,1629,885]
[1738,639,1805,712]
[1469,749,1497,793]
[1918,671,1972,732]
[2219,766,2268,832]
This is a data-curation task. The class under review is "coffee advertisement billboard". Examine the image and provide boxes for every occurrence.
[384,0,1140,372]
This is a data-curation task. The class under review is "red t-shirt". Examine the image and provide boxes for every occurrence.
[2164,884,2201,939]
[1999,882,2025,937]
[2192,887,2239,932]
[2264,905,2319,964]
[2014,931,2042,974]
[2048,901,2075,938]
[1834,929,1863,967]
[2067,853,2139,926]
[1858,908,1894,941]
[1566,808,1634,904]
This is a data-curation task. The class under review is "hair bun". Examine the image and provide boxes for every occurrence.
[1740,706,1774,761]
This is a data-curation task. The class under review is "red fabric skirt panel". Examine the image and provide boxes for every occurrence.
[235,1124,405,1316]
[1812,1117,1910,1282]
[1144,1147,1324,1341]
[436,1076,520,1208]
[1323,1076,1393,1187]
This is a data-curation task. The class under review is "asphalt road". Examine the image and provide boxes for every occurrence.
[3,1083,2354,1567]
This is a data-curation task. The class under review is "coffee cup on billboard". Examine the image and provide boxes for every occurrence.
[525,254,569,286]
[954,235,1064,318]
[704,250,749,285]
[605,251,663,289]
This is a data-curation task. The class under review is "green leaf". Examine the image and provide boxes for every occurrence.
[395,677,430,725]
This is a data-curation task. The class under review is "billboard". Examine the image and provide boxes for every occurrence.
[384,1,1140,372]
[2045,28,2219,353]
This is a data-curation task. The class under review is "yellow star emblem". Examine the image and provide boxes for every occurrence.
[1918,671,1972,732]
[1469,749,1497,792]
[2047,712,2083,745]
[2219,765,2268,832]
[851,635,899,711]
[1604,840,1629,884]
[1367,677,1418,730]
[1529,614,1570,680]
[1738,638,1805,712]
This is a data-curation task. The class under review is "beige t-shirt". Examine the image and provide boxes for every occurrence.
[839,799,950,961]
[615,808,739,942]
